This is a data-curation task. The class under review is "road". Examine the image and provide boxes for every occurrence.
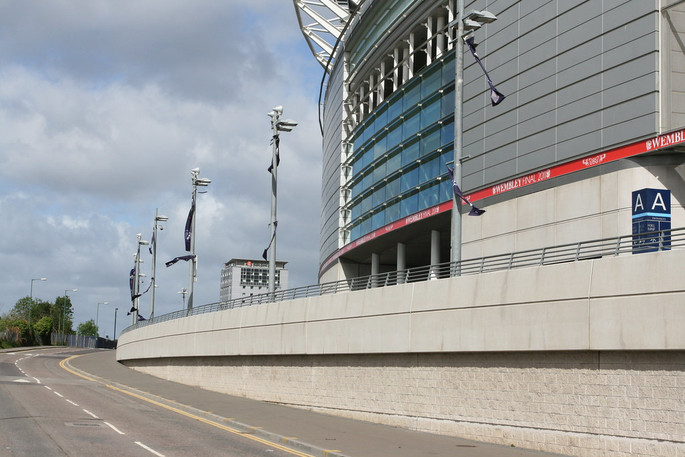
[0,347,304,457]
[1,347,568,457]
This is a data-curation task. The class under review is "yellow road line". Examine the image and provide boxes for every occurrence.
[60,355,317,457]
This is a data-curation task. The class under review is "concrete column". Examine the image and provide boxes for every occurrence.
[371,252,380,288]
[426,16,434,66]
[430,230,440,279]
[436,15,446,59]
[397,242,406,284]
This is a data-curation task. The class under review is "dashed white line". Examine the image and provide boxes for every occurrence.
[135,441,165,457]
[53,391,64,398]
[83,409,99,419]
[104,422,125,435]
[44,386,53,391]
[67,400,79,407]
[32,377,41,384]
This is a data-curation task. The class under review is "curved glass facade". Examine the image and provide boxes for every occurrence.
[346,53,455,243]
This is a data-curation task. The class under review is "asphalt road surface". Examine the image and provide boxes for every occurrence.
[1,347,568,457]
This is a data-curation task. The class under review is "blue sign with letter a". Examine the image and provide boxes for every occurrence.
[632,188,671,253]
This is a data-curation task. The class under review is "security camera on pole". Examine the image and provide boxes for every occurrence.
[187,168,211,312]
[265,106,297,298]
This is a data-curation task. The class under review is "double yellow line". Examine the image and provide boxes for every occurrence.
[60,355,322,457]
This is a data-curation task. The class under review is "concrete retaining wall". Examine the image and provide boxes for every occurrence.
[117,250,685,457]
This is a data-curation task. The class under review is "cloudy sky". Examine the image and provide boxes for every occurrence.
[0,1,324,337]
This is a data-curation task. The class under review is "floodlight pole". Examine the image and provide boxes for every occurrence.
[188,169,210,313]
[451,4,497,274]
[266,106,297,297]
[451,0,466,272]
[151,209,168,319]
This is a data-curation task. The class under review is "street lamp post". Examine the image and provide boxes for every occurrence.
[113,307,118,341]
[96,302,108,337]
[187,168,211,313]
[133,234,149,325]
[451,5,498,271]
[29,277,47,329]
[150,209,168,320]
[62,288,77,345]
[267,105,297,295]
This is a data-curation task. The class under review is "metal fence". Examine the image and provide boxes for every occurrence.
[122,227,682,335]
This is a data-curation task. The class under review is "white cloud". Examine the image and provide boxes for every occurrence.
[0,1,324,336]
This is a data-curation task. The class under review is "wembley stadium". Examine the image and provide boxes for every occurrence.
[294,0,685,282]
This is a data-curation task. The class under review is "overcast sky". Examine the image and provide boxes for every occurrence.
[0,1,324,338]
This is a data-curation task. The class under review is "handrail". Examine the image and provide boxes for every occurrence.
[121,227,681,335]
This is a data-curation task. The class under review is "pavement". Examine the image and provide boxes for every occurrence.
[59,348,567,457]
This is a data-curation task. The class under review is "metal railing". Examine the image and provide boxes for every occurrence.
[122,227,681,335]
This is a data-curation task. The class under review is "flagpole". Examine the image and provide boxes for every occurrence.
[451,0,465,273]
[151,209,168,320]
[187,168,211,314]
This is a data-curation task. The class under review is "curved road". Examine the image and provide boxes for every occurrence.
[1,347,567,457]
[0,347,304,457]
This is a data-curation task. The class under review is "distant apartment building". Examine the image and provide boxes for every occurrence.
[219,258,289,302]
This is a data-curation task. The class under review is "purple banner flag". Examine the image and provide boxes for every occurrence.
[262,221,278,260]
[446,165,485,216]
[165,254,196,268]
[465,36,505,106]
[184,197,195,252]
[267,135,281,173]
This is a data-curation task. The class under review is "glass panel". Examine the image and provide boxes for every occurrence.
[403,82,421,111]
[361,195,372,214]
[403,110,420,138]
[372,210,385,231]
[373,160,386,182]
[373,134,387,161]
[400,192,418,218]
[442,53,455,85]
[372,185,386,207]
[351,202,361,220]
[421,66,442,98]
[401,141,420,166]
[420,128,441,156]
[420,98,441,130]
[374,105,388,131]
[400,166,419,192]
[350,223,361,241]
[385,200,400,224]
[351,180,362,199]
[441,122,454,145]
[360,216,372,236]
[386,175,401,198]
[440,178,452,203]
[387,122,402,149]
[361,173,373,192]
[387,150,401,174]
[419,156,439,184]
[419,184,440,210]
[387,95,403,121]
[441,88,455,117]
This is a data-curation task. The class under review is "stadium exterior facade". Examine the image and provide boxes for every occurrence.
[295,0,685,282]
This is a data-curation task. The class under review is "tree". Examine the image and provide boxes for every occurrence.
[52,296,74,335]
[33,316,53,345]
[77,319,98,337]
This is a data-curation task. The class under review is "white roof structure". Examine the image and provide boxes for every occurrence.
[293,0,358,71]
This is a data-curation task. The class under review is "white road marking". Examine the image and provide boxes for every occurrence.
[53,391,63,398]
[83,409,99,419]
[67,400,79,407]
[135,441,165,457]
[104,422,125,435]
[44,386,53,391]
[33,377,41,384]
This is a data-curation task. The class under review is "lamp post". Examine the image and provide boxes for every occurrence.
[187,168,211,313]
[178,288,187,310]
[62,288,77,345]
[133,234,149,325]
[451,5,498,271]
[96,302,108,337]
[150,209,168,319]
[267,105,297,295]
[28,277,47,329]
[113,307,118,341]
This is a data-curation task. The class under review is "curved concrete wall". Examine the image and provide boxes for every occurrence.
[117,249,685,360]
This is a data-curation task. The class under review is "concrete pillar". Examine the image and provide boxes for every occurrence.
[397,242,406,284]
[430,230,440,279]
[436,15,446,59]
[371,252,380,288]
